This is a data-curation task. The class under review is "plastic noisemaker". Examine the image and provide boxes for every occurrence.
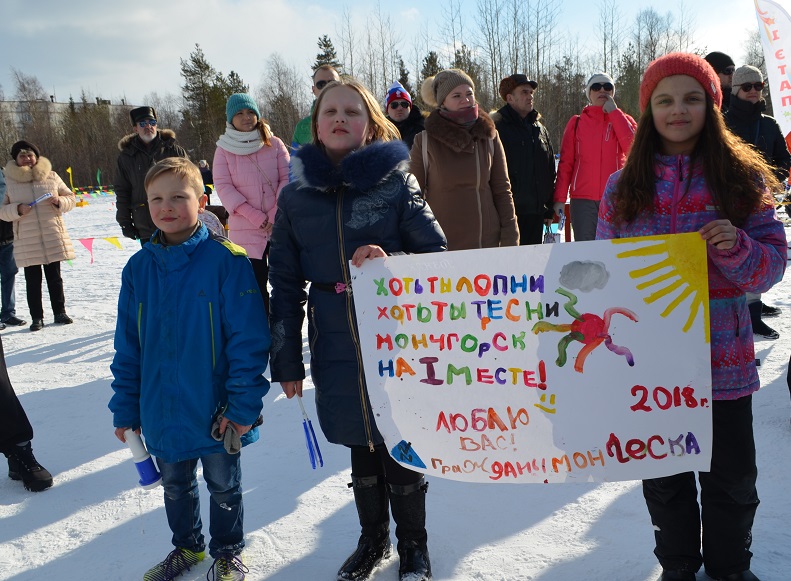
[298,396,324,469]
[124,429,162,489]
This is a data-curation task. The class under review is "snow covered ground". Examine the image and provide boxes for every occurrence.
[0,195,789,581]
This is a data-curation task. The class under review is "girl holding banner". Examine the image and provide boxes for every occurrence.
[268,77,446,581]
[596,53,786,581]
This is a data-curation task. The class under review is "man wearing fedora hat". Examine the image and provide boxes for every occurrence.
[491,74,556,245]
[115,106,188,246]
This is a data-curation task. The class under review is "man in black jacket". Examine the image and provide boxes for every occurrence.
[492,75,556,245]
[114,106,188,246]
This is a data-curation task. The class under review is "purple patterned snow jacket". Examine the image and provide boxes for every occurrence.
[597,154,787,400]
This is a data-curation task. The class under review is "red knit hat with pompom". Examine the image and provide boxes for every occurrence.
[639,52,721,112]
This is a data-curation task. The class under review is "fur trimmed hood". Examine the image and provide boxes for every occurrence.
[290,140,410,192]
[424,109,496,153]
[3,156,54,183]
[117,128,177,151]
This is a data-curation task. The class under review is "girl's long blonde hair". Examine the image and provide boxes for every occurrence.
[310,77,400,147]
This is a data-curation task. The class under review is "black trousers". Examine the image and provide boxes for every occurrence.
[516,213,545,246]
[642,396,758,578]
[350,444,423,486]
[24,262,66,320]
[0,335,33,454]
[250,243,270,316]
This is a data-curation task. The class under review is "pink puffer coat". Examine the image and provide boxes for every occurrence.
[213,137,290,259]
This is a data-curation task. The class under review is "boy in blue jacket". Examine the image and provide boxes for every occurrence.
[109,157,270,581]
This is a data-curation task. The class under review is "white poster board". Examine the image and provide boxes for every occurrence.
[351,234,713,483]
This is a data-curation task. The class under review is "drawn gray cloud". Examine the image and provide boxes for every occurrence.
[558,261,609,292]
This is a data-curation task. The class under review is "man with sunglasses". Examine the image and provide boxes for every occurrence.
[704,52,736,112]
[384,81,424,148]
[115,106,188,246]
[291,65,341,151]
[725,64,791,341]
[492,74,555,245]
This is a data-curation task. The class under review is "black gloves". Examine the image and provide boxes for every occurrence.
[121,226,140,240]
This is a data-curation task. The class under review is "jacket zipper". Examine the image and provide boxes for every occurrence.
[335,187,376,452]
[475,142,483,247]
[208,302,216,369]
[572,138,581,192]
[309,305,318,352]
[670,157,684,234]
[137,302,143,347]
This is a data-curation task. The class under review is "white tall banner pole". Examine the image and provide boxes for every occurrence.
[755,0,791,138]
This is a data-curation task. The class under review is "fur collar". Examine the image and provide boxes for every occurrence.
[424,109,496,153]
[3,156,53,182]
[290,140,410,191]
[117,128,177,151]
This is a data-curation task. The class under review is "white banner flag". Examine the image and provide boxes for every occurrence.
[756,0,791,138]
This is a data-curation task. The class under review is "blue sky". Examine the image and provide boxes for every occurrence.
[0,0,766,105]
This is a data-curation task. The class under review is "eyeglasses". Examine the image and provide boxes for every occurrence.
[137,120,157,128]
[389,101,410,109]
[315,80,331,90]
[740,82,765,92]
[722,66,736,75]
[590,82,614,92]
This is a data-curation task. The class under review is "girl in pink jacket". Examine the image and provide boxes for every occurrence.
[214,94,290,314]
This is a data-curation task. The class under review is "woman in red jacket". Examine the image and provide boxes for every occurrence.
[553,73,637,241]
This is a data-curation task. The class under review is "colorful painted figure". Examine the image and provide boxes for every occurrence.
[532,288,637,372]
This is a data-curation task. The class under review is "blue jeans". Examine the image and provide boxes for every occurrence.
[0,243,18,321]
[156,451,245,558]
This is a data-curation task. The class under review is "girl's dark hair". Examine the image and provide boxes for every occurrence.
[611,97,779,227]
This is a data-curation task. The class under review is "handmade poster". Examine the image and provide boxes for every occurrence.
[350,233,713,483]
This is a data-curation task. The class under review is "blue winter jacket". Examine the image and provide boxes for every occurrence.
[269,140,447,448]
[109,224,271,462]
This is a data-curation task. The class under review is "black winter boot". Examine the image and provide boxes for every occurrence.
[389,477,431,581]
[748,301,779,339]
[6,442,53,491]
[337,475,392,581]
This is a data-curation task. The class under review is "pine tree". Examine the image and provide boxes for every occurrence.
[180,44,248,161]
[314,35,342,71]
[397,55,413,96]
[420,52,443,83]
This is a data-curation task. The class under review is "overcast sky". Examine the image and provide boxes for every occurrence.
[0,0,764,107]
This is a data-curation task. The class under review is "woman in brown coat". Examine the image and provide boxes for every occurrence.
[410,68,519,250]
[0,141,75,331]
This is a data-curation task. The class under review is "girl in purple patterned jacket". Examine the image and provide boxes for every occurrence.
[597,53,786,581]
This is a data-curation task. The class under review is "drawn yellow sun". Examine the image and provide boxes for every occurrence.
[611,233,710,343]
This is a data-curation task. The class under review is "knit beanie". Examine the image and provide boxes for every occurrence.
[639,52,722,112]
[732,65,763,90]
[704,51,735,74]
[10,140,40,160]
[226,93,260,124]
[585,73,615,98]
[421,68,475,108]
[385,81,412,108]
